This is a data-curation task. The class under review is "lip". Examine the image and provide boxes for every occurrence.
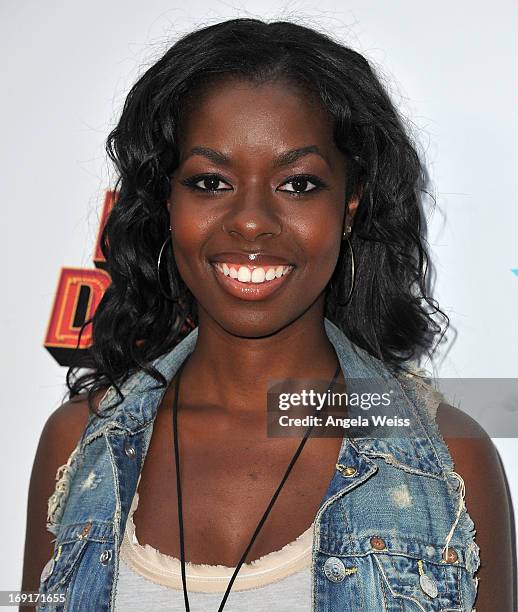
[210,251,294,267]
[210,261,295,301]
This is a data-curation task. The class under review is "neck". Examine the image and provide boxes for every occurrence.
[178,303,343,415]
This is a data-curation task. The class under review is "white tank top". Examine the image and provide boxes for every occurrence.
[114,474,313,611]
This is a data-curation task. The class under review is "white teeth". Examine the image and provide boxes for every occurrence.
[251,268,265,283]
[265,268,276,281]
[214,263,292,284]
[237,266,251,282]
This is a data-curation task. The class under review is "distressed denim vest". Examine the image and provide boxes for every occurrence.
[38,318,481,611]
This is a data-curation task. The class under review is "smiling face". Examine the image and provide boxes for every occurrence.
[168,76,358,338]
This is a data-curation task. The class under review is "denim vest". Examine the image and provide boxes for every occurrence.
[38,318,481,611]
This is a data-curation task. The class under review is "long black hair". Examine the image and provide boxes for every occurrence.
[65,18,449,414]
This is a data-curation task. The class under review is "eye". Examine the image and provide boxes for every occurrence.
[181,174,233,193]
[277,175,326,196]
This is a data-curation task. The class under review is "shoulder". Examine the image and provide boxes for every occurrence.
[436,402,515,609]
[36,390,108,489]
[41,388,110,497]
[43,392,100,442]
[435,402,507,491]
[38,389,109,463]
[34,388,109,504]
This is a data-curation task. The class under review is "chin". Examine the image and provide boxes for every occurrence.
[211,309,298,340]
[215,298,325,340]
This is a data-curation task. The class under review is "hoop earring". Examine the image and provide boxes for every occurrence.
[157,225,179,301]
[332,225,356,306]
[343,234,356,305]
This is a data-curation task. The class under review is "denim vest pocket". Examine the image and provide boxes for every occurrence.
[37,538,89,610]
[315,537,474,612]
[369,538,472,611]
[40,537,87,588]
[38,520,114,609]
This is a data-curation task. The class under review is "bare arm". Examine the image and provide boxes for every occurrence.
[19,391,105,610]
[437,402,515,612]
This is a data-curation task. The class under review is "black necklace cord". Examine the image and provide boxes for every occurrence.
[172,358,190,611]
[172,359,342,612]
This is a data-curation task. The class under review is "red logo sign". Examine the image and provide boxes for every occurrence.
[44,191,116,366]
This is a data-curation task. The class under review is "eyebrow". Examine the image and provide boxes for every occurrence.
[184,145,331,169]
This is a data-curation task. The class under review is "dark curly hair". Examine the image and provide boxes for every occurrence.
[65,17,449,415]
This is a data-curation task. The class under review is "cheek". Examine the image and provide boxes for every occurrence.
[296,214,342,273]
[170,200,211,254]
[168,206,210,288]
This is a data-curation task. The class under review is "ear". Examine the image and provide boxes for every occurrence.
[344,193,360,227]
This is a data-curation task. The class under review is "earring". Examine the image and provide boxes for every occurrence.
[343,232,356,305]
[331,225,355,306]
[157,225,178,301]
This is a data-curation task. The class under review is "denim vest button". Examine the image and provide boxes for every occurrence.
[100,549,113,565]
[78,521,92,539]
[323,557,346,582]
[443,546,458,563]
[419,573,438,598]
[370,536,386,550]
[336,464,357,477]
[124,442,136,458]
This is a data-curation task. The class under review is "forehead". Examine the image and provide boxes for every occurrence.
[178,77,336,155]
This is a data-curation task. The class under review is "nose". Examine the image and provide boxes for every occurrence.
[221,184,282,242]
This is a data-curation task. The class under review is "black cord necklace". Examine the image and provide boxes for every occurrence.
[172,358,342,612]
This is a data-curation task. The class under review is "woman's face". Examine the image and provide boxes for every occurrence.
[168,77,358,338]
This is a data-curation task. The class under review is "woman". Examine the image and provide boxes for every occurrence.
[22,18,513,611]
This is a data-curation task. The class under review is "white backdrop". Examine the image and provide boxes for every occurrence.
[2,0,517,593]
